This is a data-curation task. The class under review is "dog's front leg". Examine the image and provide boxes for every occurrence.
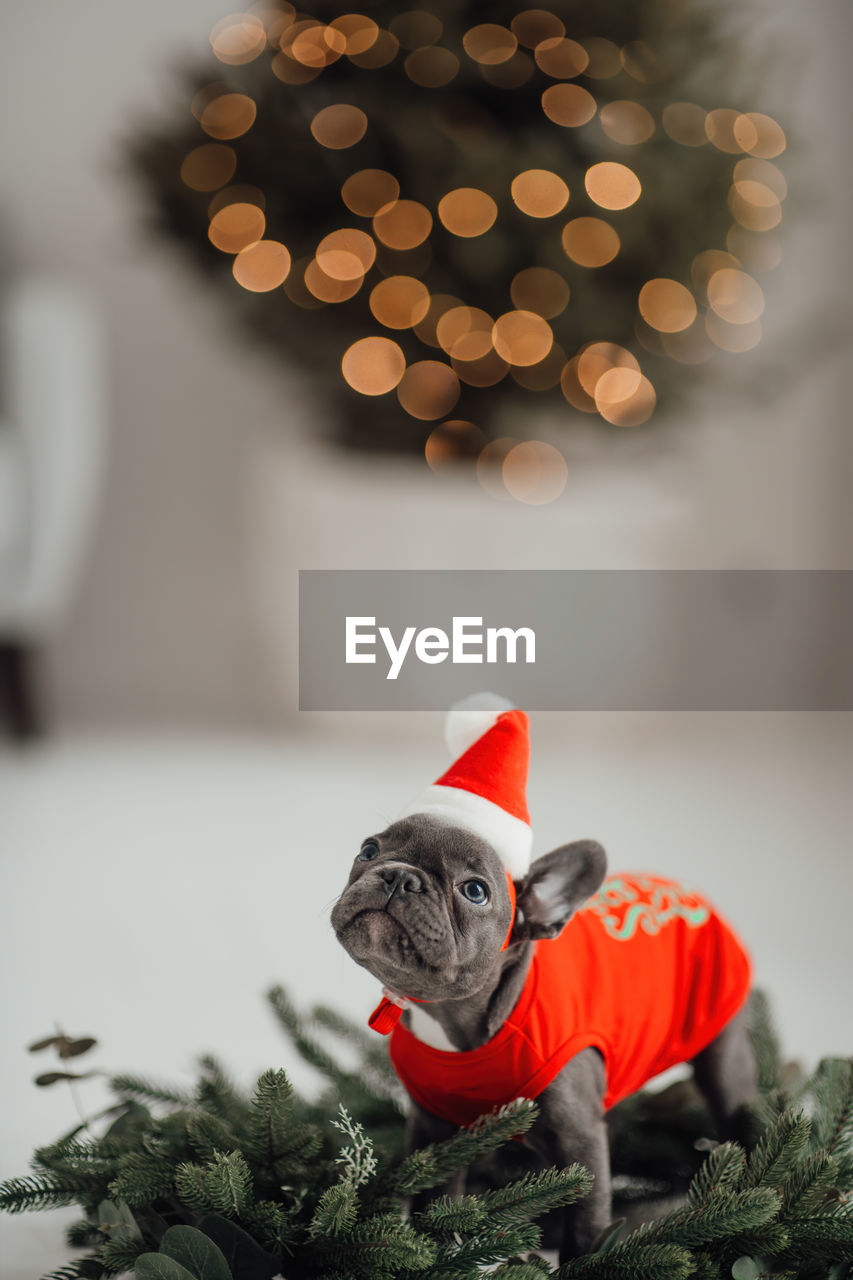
[404,1099,467,1218]
[526,1048,611,1262]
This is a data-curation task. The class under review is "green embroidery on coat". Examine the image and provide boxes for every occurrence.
[584,876,710,941]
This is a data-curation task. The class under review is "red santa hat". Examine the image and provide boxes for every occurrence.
[401,694,533,880]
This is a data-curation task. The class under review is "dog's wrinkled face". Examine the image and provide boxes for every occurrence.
[331,814,514,1001]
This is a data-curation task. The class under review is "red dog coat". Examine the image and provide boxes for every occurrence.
[389,873,752,1127]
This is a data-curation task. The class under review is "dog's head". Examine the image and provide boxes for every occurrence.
[331,813,607,1002]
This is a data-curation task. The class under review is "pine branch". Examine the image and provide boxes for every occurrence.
[748,989,785,1096]
[314,1211,437,1273]
[393,1099,538,1195]
[108,1149,176,1208]
[482,1166,595,1227]
[781,1150,843,1215]
[0,1173,95,1214]
[630,1186,781,1249]
[416,1194,487,1239]
[803,1059,853,1182]
[309,1180,360,1238]
[195,1056,249,1129]
[174,1150,253,1219]
[109,1075,193,1108]
[687,1141,747,1205]
[186,1111,240,1164]
[268,986,360,1093]
[431,1221,542,1273]
[557,1240,695,1278]
[744,1109,811,1189]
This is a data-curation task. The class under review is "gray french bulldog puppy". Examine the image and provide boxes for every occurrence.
[331,813,757,1261]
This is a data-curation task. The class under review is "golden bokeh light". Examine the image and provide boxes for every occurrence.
[511,342,566,389]
[287,21,346,67]
[734,157,787,201]
[560,357,597,412]
[659,320,715,365]
[503,441,568,505]
[707,268,764,325]
[477,437,520,500]
[390,9,443,48]
[599,100,655,145]
[561,217,620,267]
[511,9,565,48]
[329,14,379,56]
[492,310,553,366]
[726,225,782,272]
[534,36,588,78]
[576,342,639,396]
[511,169,569,218]
[191,82,228,120]
[271,51,321,84]
[437,188,498,237]
[463,24,518,65]
[511,267,570,319]
[595,369,656,425]
[208,184,265,218]
[208,202,265,253]
[437,306,494,361]
[452,348,510,387]
[585,162,641,210]
[734,113,786,158]
[480,52,534,88]
[705,108,744,154]
[661,102,707,148]
[316,228,376,281]
[425,420,486,469]
[310,104,368,149]
[180,144,236,192]
[369,275,430,328]
[405,46,459,87]
[373,199,433,250]
[341,169,400,218]
[348,29,399,68]
[690,250,739,296]
[541,83,597,127]
[283,257,326,309]
[232,240,291,291]
[397,360,460,419]
[638,278,697,333]
[620,41,662,83]
[705,311,762,352]
[728,183,782,231]
[413,293,462,346]
[341,336,406,395]
[304,259,363,303]
[200,93,257,141]
[581,37,622,78]
[210,14,267,64]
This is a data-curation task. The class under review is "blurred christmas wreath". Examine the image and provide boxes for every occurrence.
[125,0,788,465]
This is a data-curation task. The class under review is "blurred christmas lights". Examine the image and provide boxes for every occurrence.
[126,0,792,499]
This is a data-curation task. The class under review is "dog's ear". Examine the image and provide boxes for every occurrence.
[511,840,606,942]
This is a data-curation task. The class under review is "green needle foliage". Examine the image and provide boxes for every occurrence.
[2,989,851,1280]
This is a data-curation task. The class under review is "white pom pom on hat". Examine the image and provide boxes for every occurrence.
[400,694,532,880]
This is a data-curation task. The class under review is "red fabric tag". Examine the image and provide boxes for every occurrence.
[368,997,404,1035]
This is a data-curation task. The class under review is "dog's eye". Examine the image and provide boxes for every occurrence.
[460,880,489,904]
[358,841,380,862]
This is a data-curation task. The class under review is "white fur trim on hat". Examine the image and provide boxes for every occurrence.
[401,783,532,880]
[444,693,516,759]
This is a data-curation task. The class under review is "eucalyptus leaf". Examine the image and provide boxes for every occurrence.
[28,1035,61,1052]
[731,1258,760,1280]
[590,1218,626,1255]
[64,1037,98,1058]
[160,1225,233,1280]
[34,1071,93,1086]
[98,1198,142,1240]
[135,1254,198,1280]
[199,1214,280,1280]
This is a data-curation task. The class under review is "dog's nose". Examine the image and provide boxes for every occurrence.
[379,864,425,896]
